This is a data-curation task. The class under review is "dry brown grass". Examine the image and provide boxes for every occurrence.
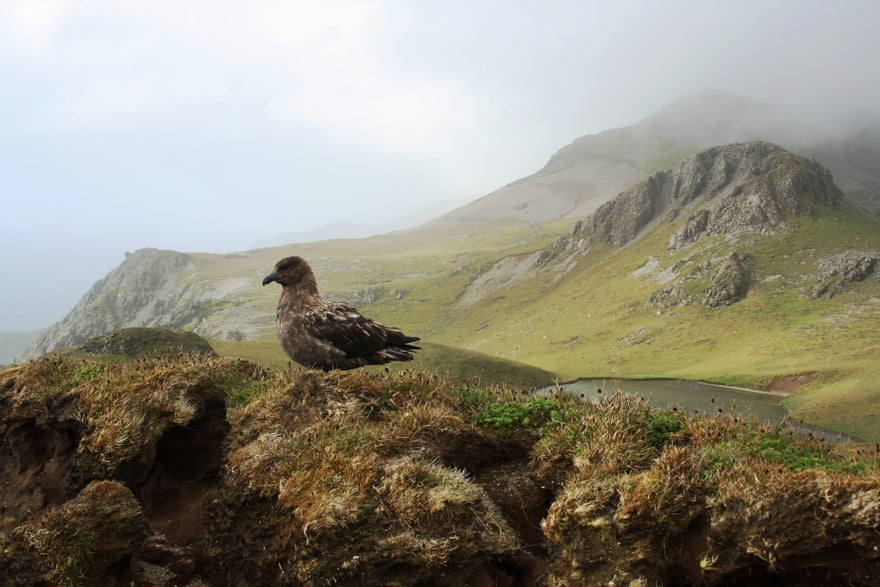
[4,352,879,585]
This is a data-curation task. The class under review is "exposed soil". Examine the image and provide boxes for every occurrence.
[135,397,228,549]
[767,373,814,394]
[0,419,82,529]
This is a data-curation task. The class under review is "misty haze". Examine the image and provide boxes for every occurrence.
[2,2,880,585]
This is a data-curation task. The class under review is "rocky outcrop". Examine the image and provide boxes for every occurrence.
[645,252,751,309]
[20,249,192,359]
[812,250,880,298]
[20,249,264,360]
[582,142,844,248]
[646,281,694,308]
[586,174,664,245]
[703,252,751,307]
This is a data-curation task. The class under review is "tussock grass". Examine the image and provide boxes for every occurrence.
[538,384,879,584]
[14,481,147,586]
[1,353,273,470]
[4,352,878,585]
[219,367,529,581]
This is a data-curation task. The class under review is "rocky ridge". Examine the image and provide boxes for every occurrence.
[20,250,268,360]
[431,93,880,227]
[564,142,849,308]
[584,141,844,248]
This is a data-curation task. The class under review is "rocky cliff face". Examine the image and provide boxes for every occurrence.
[585,142,844,248]
[20,249,266,360]
[542,142,857,310]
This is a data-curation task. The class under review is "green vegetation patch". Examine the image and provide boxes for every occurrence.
[79,327,216,359]
[477,396,565,434]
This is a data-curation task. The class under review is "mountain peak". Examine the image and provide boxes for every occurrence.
[433,92,877,227]
[584,141,844,247]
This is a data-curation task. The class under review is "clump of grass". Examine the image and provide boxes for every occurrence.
[21,517,95,586]
[698,426,869,478]
[78,327,216,359]
[377,457,483,522]
[535,391,676,478]
[0,353,271,473]
[207,359,281,408]
[1,355,90,399]
[221,367,523,582]
[14,481,148,587]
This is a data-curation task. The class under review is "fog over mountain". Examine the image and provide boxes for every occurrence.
[2,1,878,333]
[430,93,880,226]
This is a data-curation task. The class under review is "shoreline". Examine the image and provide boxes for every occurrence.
[540,377,863,443]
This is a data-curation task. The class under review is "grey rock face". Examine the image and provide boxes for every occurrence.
[20,250,193,359]
[812,250,880,297]
[645,252,751,309]
[702,252,751,308]
[587,174,663,245]
[646,282,693,308]
[19,249,261,359]
[585,142,844,249]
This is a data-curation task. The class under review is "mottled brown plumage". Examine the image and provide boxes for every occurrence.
[262,256,420,370]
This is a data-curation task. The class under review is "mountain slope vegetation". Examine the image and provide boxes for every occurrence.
[20,134,880,440]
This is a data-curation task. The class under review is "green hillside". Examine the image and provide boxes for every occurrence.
[423,205,880,439]
[207,200,880,439]
[22,147,880,440]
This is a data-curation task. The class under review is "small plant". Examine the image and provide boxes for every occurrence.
[700,553,719,572]
[647,412,684,447]
[450,387,491,410]
[73,363,104,382]
[478,397,560,434]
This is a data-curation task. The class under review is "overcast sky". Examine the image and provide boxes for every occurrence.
[2,0,879,331]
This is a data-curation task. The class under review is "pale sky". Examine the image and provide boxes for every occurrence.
[2,0,879,331]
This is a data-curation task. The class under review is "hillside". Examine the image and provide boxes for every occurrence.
[1,353,878,585]
[19,138,880,438]
[431,142,880,439]
[429,93,880,226]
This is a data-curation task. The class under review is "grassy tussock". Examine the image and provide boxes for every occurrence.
[14,481,147,586]
[218,368,528,581]
[537,383,878,584]
[1,353,272,471]
[4,352,878,584]
[226,369,498,536]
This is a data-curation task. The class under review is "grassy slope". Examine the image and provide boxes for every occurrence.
[190,209,877,439]
[423,205,880,439]
[210,338,556,390]
[207,220,564,388]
